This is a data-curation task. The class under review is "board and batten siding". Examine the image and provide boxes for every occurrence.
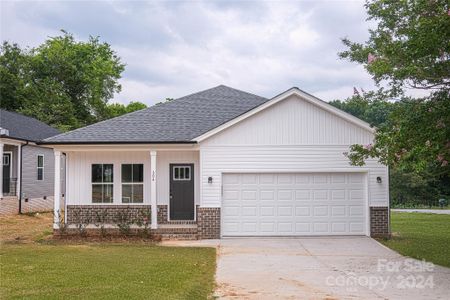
[22,145,65,199]
[66,151,199,206]
[199,94,389,208]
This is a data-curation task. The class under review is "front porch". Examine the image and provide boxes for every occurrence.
[52,145,220,239]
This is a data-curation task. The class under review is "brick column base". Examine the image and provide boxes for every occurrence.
[370,207,390,238]
[197,206,220,239]
[157,205,168,224]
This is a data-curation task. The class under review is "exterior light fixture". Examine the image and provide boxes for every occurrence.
[376,177,382,183]
[208,176,213,184]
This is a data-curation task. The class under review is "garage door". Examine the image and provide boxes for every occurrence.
[222,173,367,236]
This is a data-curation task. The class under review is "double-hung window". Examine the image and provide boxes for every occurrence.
[122,164,144,203]
[37,155,44,181]
[92,164,113,203]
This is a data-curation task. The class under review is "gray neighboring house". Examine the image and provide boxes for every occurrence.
[0,109,65,214]
[43,85,389,239]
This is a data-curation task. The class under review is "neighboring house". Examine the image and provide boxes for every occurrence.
[0,110,65,215]
[42,85,389,238]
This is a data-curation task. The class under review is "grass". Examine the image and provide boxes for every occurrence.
[380,212,450,268]
[0,213,216,299]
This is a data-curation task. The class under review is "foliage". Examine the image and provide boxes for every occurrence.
[156,97,174,105]
[0,42,28,111]
[338,0,450,178]
[56,210,67,235]
[329,90,395,127]
[339,0,450,94]
[115,208,133,235]
[135,209,152,238]
[0,31,125,131]
[72,208,89,237]
[331,91,449,205]
[94,210,108,237]
[380,212,450,268]
[106,101,147,118]
[344,91,450,172]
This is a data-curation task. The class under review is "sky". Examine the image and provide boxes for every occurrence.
[1,0,379,105]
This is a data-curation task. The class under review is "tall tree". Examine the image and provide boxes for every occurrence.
[0,31,125,131]
[0,42,28,111]
[339,0,450,174]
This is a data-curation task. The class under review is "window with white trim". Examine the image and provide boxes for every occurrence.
[122,164,144,203]
[92,164,113,203]
[173,166,191,181]
[37,155,44,180]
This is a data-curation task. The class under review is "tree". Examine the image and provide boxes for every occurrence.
[0,31,125,131]
[329,90,394,127]
[340,0,449,94]
[339,0,450,175]
[0,42,28,111]
[106,101,147,118]
[330,92,449,206]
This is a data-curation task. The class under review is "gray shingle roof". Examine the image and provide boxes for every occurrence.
[43,85,269,144]
[0,109,61,142]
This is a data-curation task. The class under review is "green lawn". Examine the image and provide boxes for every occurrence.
[380,212,450,268]
[0,243,216,299]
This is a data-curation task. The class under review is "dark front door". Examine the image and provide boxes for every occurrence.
[170,164,194,220]
[3,153,11,194]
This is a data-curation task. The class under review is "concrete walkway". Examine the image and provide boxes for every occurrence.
[163,237,450,299]
[392,209,450,214]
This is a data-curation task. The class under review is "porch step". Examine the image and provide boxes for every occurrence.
[158,224,197,229]
[159,233,199,240]
[154,225,198,240]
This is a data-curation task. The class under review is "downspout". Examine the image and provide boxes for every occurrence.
[18,141,29,214]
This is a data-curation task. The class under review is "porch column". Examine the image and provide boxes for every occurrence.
[150,150,157,229]
[0,142,3,198]
[16,145,21,198]
[53,150,61,229]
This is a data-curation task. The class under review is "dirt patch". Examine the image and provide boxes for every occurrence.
[0,212,53,243]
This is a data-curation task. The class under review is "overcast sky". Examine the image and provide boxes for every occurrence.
[1,0,379,105]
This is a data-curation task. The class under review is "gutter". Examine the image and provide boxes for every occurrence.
[0,134,36,143]
[37,140,198,145]
[18,141,29,214]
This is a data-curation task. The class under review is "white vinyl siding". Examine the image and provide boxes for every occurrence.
[202,95,374,146]
[66,152,150,205]
[199,146,388,208]
[65,151,199,206]
[199,94,388,208]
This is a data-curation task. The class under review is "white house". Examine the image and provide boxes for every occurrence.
[42,85,389,239]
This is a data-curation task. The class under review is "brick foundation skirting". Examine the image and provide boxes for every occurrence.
[197,206,221,239]
[370,207,390,238]
[66,205,151,225]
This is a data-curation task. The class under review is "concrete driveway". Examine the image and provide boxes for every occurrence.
[164,237,450,299]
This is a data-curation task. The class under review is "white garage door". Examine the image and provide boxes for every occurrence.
[222,173,367,236]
